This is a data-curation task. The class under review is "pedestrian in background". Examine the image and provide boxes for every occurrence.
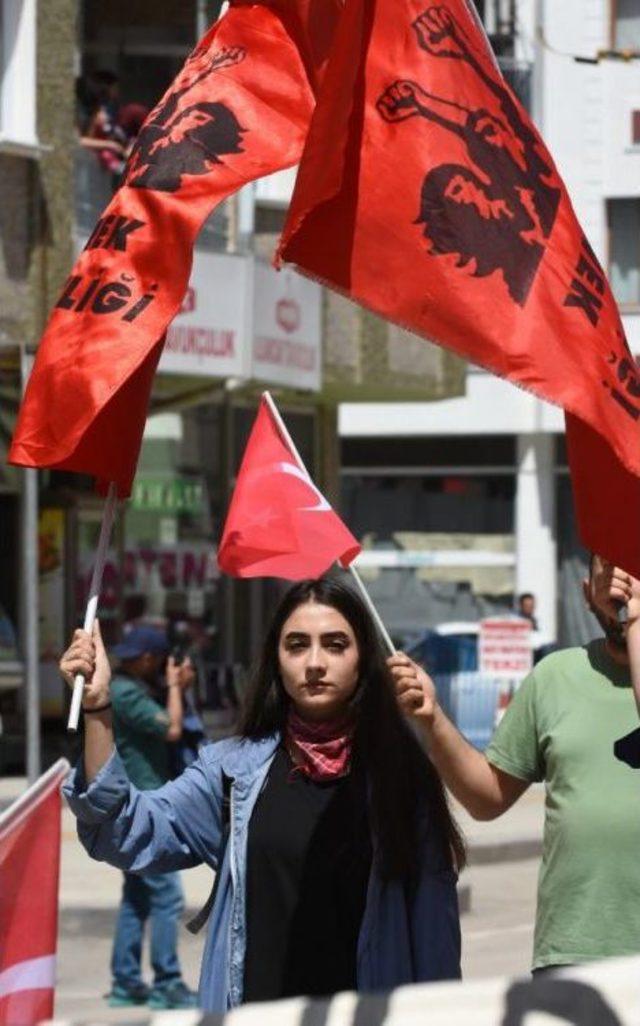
[60,577,464,1013]
[516,592,538,630]
[65,624,198,1010]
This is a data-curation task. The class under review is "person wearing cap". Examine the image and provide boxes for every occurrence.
[100,624,198,1010]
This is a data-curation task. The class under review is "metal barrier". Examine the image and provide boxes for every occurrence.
[434,671,506,751]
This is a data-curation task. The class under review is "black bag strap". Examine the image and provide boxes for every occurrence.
[186,772,232,935]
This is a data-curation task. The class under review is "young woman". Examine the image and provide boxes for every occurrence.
[60,577,464,1013]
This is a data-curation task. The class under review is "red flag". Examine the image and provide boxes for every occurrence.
[9,0,340,496]
[0,760,69,1026]
[218,397,360,578]
[279,0,640,576]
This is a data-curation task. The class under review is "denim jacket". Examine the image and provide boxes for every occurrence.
[63,734,460,1012]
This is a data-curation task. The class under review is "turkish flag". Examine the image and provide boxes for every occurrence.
[279,0,640,576]
[0,760,69,1026]
[9,0,340,496]
[218,396,360,578]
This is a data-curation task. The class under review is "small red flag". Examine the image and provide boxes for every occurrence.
[9,0,339,496]
[218,397,360,578]
[279,0,640,576]
[0,760,69,1026]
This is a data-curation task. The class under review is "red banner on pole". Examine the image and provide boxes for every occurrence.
[0,760,69,1026]
[9,0,341,496]
[279,0,640,575]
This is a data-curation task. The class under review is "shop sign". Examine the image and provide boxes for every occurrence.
[251,261,321,391]
[478,618,532,679]
[131,476,205,515]
[159,250,251,378]
[77,543,218,615]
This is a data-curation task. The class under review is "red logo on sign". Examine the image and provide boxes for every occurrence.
[633,111,640,146]
[276,297,301,334]
[180,287,196,314]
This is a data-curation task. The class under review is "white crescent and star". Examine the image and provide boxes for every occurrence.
[241,460,332,514]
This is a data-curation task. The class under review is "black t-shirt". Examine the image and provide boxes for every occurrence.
[242,746,372,1003]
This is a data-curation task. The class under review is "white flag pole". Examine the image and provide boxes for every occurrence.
[67,482,119,732]
[262,392,396,655]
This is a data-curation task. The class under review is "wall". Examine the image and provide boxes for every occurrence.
[0,0,75,354]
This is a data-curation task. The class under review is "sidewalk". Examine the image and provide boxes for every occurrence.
[454,783,545,863]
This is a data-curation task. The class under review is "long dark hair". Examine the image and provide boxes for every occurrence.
[238,576,466,880]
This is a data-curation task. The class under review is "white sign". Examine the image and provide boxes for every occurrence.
[251,261,321,392]
[478,618,532,679]
[159,251,251,379]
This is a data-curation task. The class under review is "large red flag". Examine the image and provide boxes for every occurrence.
[218,396,360,578]
[9,0,340,496]
[0,759,69,1026]
[279,0,640,576]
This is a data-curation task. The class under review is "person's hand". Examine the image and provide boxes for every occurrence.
[412,7,467,60]
[59,621,111,709]
[627,577,640,627]
[587,556,633,622]
[177,655,196,691]
[387,651,437,721]
[377,81,429,122]
[166,655,195,691]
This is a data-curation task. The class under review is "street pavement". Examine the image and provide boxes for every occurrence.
[1,775,545,1022]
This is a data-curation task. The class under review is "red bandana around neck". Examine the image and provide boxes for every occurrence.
[285,707,355,782]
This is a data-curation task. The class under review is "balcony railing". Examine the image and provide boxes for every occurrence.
[73,147,229,250]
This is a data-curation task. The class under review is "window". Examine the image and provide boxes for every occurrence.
[0,0,38,151]
[613,0,640,50]
[608,199,640,308]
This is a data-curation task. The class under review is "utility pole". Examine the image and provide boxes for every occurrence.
[20,348,40,783]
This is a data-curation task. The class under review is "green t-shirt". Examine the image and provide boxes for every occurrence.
[110,674,171,790]
[485,640,640,969]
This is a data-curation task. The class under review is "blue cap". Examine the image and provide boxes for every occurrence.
[112,625,169,661]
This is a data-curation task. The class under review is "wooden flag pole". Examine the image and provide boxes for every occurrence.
[67,482,118,732]
[262,391,396,656]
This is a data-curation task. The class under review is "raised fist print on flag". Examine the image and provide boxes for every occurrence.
[280,0,640,576]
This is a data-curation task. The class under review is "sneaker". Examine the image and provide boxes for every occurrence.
[108,981,150,1007]
[147,981,198,1010]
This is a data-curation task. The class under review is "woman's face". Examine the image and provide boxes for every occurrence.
[278,600,360,722]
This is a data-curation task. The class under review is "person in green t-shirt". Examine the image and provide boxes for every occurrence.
[105,625,199,1010]
[388,554,640,972]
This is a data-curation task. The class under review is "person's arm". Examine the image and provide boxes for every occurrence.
[389,653,529,819]
[59,622,114,783]
[79,135,126,154]
[63,747,225,874]
[625,580,640,719]
[165,656,186,741]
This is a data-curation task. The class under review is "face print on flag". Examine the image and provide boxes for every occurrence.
[377,6,561,306]
[124,45,247,193]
